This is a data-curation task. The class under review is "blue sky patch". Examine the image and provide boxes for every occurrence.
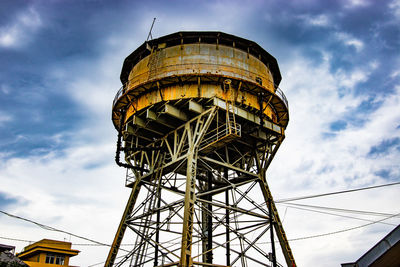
[321,132,337,139]
[368,137,400,157]
[0,192,19,209]
[374,169,398,181]
[329,120,347,131]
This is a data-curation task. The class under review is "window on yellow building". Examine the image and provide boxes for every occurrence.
[45,254,65,265]
[55,255,65,265]
[45,254,55,264]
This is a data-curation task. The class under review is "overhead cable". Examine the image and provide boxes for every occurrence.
[280,202,400,218]
[276,181,400,203]
[288,212,400,242]
[257,211,400,245]
[278,204,397,226]
[0,210,129,251]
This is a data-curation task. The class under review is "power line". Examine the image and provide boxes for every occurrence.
[280,202,400,218]
[242,181,400,217]
[89,213,400,265]
[278,204,398,226]
[0,236,135,247]
[275,181,400,203]
[0,236,32,243]
[3,210,399,266]
[4,202,398,248]
[0,210,120,250]
[257,211,400,245]
[0,235,130,267]
[88,254,127,267]
[2,181,399,261]
[288,212,400,242]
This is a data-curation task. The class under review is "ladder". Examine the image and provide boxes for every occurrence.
[224,79,238,135]
[148,48,161,80]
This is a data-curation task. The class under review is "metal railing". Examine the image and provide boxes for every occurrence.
[275,87,289,108]
[113,84,127,108]
[112,62,269,107]
[112,62,289,110]
[199,122,241,151]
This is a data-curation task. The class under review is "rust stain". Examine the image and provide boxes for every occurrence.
[125,43,276,122]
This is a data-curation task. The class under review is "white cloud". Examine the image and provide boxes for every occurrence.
[1,84,10,94]
[335,32,364,52]
[0,7,42,48]
[345,0,371,9]
[337,69,368,89]
[299,14,331,27]
[0,140,127,266]
[268,54,400,266]
[389,0,400,18]
[0,111,12,126]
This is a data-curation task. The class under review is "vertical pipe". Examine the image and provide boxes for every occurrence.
[201,188,207,263]
[154,187,161,266]
[268,198,277,267]
[207,171,213,263]
[224,168,230,266]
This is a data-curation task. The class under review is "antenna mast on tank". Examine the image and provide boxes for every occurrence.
[146,18,156,42]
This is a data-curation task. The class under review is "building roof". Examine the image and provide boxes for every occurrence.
[0,244,28,267]
[120,31,282,87]
[17,239,80,259]
[342,224,400,267]
[0,244,15,253]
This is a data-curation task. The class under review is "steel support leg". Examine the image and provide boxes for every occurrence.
[105,177,142,267]
[225,168,230,267]
[268,197,277,267]
[206,171,213,263]
[258,169,296,267]
[154,183,162,266]
[179,150,197,267]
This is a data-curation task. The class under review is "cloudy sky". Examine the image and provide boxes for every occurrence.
[0,0,399,266]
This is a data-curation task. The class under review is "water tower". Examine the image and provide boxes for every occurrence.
[106,32,295,267]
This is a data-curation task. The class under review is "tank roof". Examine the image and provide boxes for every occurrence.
[120,31,282,87]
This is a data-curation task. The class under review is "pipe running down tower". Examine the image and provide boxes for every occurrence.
[106,31,295,267]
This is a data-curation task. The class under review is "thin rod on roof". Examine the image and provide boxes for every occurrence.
[146,18,156,42]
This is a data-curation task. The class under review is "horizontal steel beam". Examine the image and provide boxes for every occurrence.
[200,156,259,178]
[213,97,281,134]
[189,100,205,114]
[163,104,188,121]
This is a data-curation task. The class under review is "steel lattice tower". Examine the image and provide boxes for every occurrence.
[106,32,295,267]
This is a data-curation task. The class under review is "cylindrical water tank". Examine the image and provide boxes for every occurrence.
[112,31,288,138]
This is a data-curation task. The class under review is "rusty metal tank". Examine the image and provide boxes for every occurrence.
[107,32,296,267]
[112,31,288,139]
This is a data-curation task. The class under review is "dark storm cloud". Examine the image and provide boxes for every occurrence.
[0,0,398,159]
[0,1,132,157]
[244,0,399,88]
[241,0,400,142]
[0,0,29,25]
[0,0,161,158]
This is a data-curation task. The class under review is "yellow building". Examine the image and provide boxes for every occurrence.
[17,239,79,267]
